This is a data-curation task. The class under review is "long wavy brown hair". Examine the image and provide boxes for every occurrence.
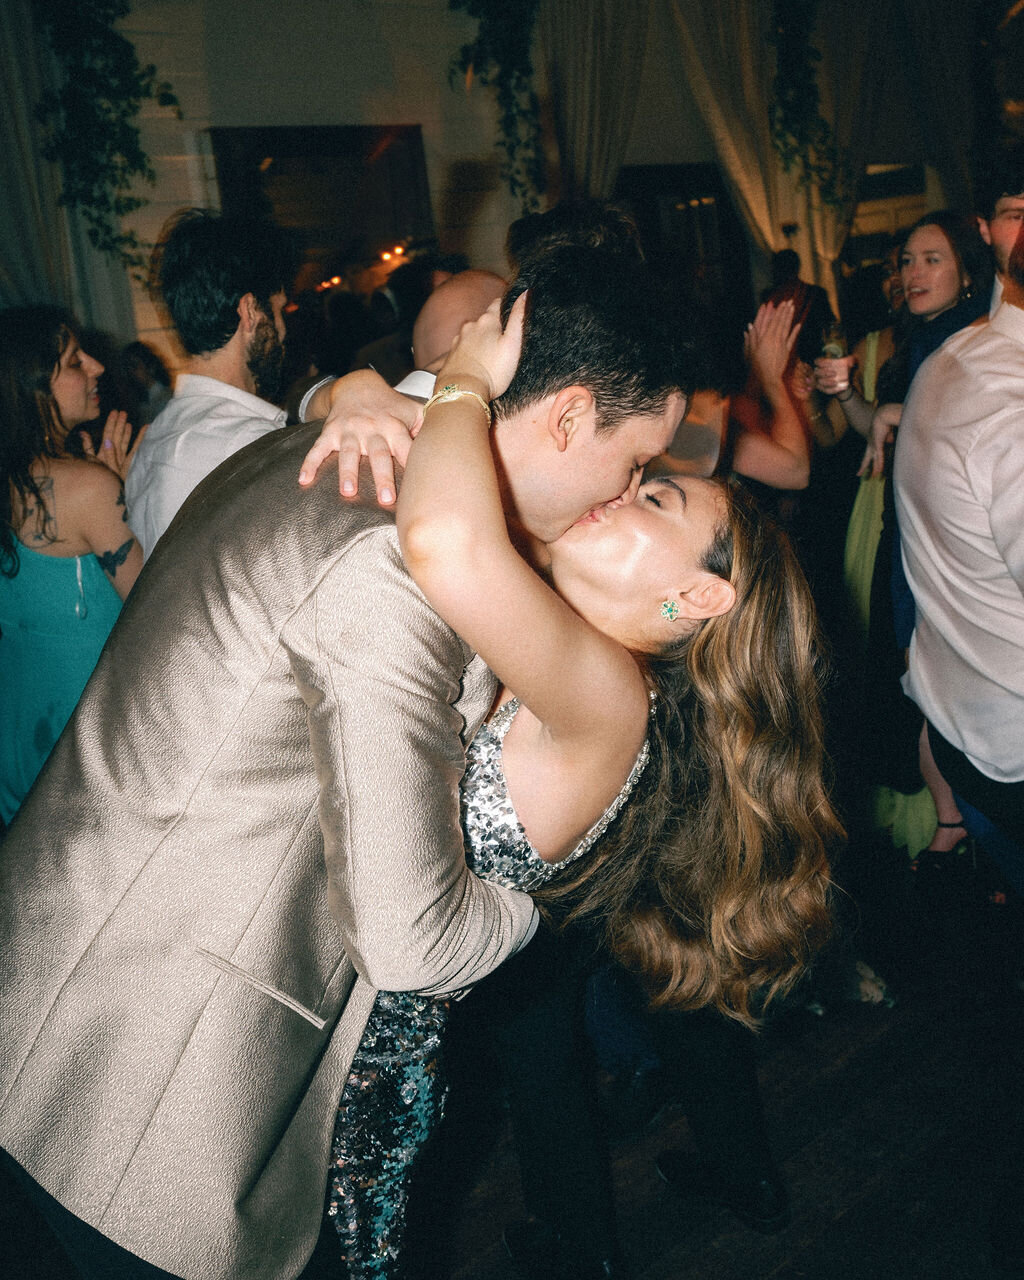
[536,479,840,1027]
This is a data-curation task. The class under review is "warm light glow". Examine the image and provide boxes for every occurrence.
[330,276,341,286]
[382,251,392,261]
[394,245,404,255]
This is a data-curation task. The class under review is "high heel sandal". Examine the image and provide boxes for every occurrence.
[910,823,974,875]
[926,819,969,852]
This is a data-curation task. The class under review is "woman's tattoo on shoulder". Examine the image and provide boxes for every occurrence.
[117,487,129,522]
[25,477,58,544]
[96,537,135,578]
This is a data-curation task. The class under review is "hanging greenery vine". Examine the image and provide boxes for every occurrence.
[768,0,850,209]
[449,0,545,211]
[32,0,181,272]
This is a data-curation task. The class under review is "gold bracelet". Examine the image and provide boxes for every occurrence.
[423,384,491,419]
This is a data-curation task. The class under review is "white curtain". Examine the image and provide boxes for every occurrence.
[539,0,651,199]
[0,0,134,334]
[0,0,74,306]
[666,0,891,313]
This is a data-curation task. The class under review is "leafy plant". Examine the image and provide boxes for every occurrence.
[449,0,545,211]
[768,0,850,209]
[32,0,181,272]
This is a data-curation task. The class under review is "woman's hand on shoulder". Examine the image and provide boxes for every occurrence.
[81,411,145,482]
[436,293,527,404]
[297,369,421,505]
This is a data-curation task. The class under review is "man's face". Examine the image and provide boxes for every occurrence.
[493,391,686,544]
[246,290,287,400]
[979,195,1024,278]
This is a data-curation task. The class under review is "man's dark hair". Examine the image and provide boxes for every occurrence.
[149,208,295,356]
[494,245,697,431]
[505,199,644,273]
[977,151,1024,220]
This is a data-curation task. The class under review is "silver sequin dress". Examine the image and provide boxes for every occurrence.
[326,696,650,1277]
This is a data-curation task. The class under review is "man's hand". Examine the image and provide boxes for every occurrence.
[858,401,903,477]
[298,370,423,505]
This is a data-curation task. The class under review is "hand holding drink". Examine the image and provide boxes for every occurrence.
[814,323,855,396]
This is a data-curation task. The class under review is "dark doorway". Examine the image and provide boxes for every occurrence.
[614,164,755,388]
[209,124,436,295]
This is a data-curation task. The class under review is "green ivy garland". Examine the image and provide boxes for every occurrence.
[32,0,180,272]
[449,0,545,211]
[768,0,849,209]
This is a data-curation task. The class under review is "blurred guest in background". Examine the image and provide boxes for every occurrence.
[976,153,1024,315]
[119,340,172,426]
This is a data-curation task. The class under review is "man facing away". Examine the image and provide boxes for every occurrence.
[0,242,687,1280]
[125,209,294,560]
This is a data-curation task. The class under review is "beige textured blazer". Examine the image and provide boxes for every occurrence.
[0,423,536,1279]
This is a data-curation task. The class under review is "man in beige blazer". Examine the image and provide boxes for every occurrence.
[0,243,688,1279]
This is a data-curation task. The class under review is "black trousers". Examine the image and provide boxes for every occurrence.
[409,923,618,1271]
[1,1147,344,1280]
[648,1003,776,1183]
[478,924,618,1261]
[0,1149,180,1280]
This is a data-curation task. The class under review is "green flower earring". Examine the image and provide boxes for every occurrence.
[660,600,680,621]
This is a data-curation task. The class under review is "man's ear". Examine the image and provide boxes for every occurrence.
[237,292,262,337]
[978,215,993,248]
[547,385,595,453]
[675,573,736,621]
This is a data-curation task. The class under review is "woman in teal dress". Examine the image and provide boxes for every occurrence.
[0,306,144,826]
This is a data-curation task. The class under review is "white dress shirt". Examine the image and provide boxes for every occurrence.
[393,368,436,400]
[126,375,285,559]
[894,302,1024,782]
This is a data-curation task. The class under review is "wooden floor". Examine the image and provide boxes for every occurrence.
[4,845,1022,1280]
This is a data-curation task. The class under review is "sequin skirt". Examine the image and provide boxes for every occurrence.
[326,989,451,1278]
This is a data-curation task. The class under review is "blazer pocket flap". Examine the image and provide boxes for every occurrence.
[197,948,327,1030]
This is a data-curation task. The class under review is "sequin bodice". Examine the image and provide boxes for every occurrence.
[460,696,649,892]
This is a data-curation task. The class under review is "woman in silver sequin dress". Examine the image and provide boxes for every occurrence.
[312,292,839,1277]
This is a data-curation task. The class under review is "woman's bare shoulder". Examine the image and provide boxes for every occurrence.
[40,457,125,540]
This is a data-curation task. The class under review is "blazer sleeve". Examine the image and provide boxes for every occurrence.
[282,526,537,995]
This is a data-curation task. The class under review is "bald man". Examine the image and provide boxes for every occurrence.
[410,268,507,374]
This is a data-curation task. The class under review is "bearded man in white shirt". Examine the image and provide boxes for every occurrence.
[125,208,293,559]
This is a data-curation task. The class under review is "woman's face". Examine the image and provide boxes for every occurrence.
[50,335,103,432]
[546,476,733,651]
[900,226,966,322]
